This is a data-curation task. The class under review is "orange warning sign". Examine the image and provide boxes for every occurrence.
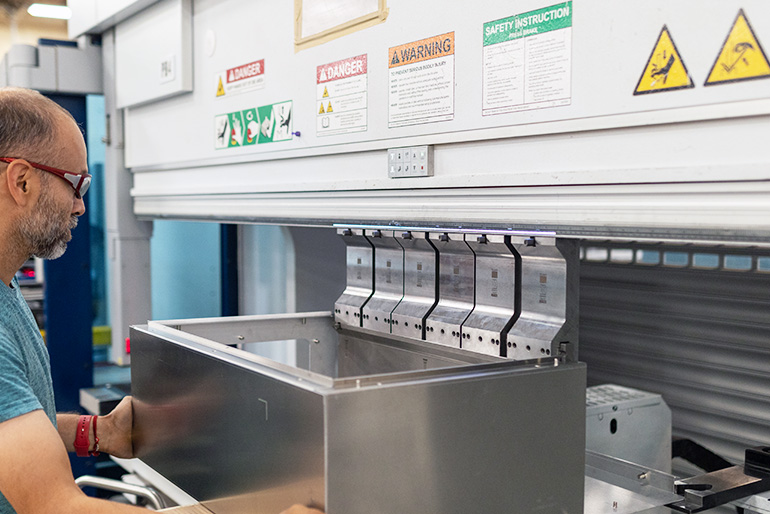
[634,25,694,95]
[705,9,770,86]
[389,32,454,69]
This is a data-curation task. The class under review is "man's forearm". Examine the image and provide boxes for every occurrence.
[56,413,90,454]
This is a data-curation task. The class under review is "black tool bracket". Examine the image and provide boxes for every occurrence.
[667,446,770,513]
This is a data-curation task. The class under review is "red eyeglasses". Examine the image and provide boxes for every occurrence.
[0,157,92,199]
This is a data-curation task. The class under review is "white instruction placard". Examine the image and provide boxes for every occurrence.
[317,54,368,136]
[388,32,455,128]
[483,2,572,115]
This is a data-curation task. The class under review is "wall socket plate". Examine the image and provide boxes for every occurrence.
[388,145,433,178]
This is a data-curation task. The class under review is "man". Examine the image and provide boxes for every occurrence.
[0,88,321,514]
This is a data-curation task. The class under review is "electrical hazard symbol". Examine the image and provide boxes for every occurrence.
[705,9,770,86]
[216,76,225,97]
[322,86,329,98]
[326,101,333,113]
[319,103,325,114]
[634,26,694,95]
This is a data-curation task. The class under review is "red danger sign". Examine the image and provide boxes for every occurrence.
[227,60,265,83]
[317,54,367,84]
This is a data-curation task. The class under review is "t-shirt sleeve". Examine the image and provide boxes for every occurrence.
[0,329,43,423]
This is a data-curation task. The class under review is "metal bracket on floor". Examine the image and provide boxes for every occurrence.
[667,446,770,513]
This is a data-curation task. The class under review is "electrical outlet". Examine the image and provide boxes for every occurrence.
[387,145,433,178]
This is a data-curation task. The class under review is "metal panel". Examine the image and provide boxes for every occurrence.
[109,0,770,241]
[102,28,154,365]
[55,40,104,94]
[461,234,517,357]
[390,231,438,340]
[131,179,770,243]
[69,0,162,38]
[130,326,327,512]
[115,0,192,108]
[0,41,102,95]
[335,331,483,378]
[325,361,587,514]
[507,236,575,360]
[121,0,770,167]
[424,232,475,348]
[333,228,373,327]
[579,244,770,466]
[586,384,672,473]
[361,230,404,333]
[585,451,681,514]
[151,312,340,378]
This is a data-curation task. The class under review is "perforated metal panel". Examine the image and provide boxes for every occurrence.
[579,244,770,467]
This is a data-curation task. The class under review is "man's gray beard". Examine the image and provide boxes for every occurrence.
[18,189,78,260]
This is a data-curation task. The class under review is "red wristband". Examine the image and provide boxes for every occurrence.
[90,415,100,457]
[73,415,92,457]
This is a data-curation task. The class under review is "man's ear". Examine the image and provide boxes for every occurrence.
[4,160,36,207]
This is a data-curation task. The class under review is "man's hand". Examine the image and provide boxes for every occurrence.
[100,396,134,458]
[279,506,324,514]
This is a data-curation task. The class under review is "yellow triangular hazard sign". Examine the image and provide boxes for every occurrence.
[634,26,694,95]
[323,86,329,98]
[319,102,325,114]
[327,101,333,113]
[705,9,770,86]
[216,76,226,97]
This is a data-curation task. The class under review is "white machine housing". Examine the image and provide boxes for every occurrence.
[68,0,770,241]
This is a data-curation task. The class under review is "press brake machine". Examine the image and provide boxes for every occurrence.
[66,0,770,512]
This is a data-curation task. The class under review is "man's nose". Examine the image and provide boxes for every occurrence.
[72,195,86,216]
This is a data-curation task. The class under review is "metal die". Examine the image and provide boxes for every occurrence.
[390,231,438,340]
[424,232,475,348]
[461,234,518,357]
[506,236,571,360]
[361,230,404,334]
[333,228,373,327]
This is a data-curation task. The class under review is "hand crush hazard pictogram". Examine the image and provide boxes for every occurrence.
[634,25,694,95]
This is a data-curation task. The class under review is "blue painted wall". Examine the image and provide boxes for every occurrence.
[150,221,222,320]
[85,95,108,327]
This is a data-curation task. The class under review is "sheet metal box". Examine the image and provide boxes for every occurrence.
[130,312,586,514]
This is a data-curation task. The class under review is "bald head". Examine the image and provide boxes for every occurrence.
[0,87,77,164]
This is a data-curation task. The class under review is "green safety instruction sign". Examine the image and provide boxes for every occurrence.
[482,2,572,116]
[483,2,572,46]
[214,100,293,149]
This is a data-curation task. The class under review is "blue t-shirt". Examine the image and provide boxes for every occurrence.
[0,276,57,513]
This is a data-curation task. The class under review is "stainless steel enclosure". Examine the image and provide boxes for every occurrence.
[130,313,586,514]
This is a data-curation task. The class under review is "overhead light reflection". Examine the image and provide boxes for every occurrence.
[27,4,72,20]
